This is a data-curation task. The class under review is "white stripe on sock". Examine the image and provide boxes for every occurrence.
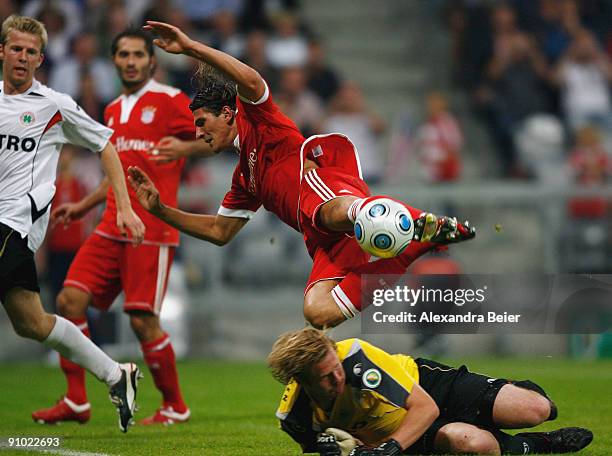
[149,336,171,352]
[347,198,365,223]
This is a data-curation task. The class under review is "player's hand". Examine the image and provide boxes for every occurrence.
[148,136,187,163]
[323,428,360,456]
[348,439,402,456]
[316,432,342,456]
[143,21,194,55]
[127,166,162,215]
[50,202,87,229]
[116,206,145,245]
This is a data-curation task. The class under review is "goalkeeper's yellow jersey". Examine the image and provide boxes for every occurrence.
[276,338,420,448]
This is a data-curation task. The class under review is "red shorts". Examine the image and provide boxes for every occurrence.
[299,167,370,292]
[305,236,369,294]
[64,233,175,314]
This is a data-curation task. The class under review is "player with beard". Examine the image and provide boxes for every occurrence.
[32,29,209,426]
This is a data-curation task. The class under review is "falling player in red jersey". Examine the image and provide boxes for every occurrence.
[129,21,475,329]
[32,29,210,426]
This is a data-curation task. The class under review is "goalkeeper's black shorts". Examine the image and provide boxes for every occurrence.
[405,358,549,455]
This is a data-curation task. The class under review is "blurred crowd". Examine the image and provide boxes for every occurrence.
[447,0,612,185]
[0,0,399,195]
[1,0,611,280]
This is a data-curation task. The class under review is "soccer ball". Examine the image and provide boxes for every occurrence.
[353,198,414,258]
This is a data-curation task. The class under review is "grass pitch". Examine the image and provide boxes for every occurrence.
[0,358,610,455]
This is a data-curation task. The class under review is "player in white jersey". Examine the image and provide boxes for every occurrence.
[0,15,144,432]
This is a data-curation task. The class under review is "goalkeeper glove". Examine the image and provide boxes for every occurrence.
[348,439,403,456]
[325,428,360,456]
[316,432,342,456]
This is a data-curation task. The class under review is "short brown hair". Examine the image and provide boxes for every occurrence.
[1,15,48,52]
[267,328,337,385]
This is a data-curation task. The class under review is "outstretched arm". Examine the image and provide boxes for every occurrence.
[127,165,246,245]
[148,137,218,163]
[100,143,145,244]
[144,21,265,102]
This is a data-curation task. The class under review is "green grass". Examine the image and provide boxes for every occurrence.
[0,358,610,455]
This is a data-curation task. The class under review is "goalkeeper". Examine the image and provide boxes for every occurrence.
[268,328,593,455]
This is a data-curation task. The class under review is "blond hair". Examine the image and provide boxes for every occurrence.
[1,15,48,52]
[267,328,337,385]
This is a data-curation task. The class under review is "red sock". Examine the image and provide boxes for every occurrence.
[332,241,435,317]
[60,317,89,405]
[141,333,187,412]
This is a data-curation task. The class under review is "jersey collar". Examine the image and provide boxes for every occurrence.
[121,78,155,102]
[0,78,41,96]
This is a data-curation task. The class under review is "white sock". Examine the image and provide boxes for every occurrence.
[347,198,365,224]
[43,315,121,386]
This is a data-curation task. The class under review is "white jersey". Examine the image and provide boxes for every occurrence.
[0,80,113,252]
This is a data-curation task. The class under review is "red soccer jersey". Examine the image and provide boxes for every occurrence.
[48,176,89,252]
[219,85,305,231]
[95,80,195,245]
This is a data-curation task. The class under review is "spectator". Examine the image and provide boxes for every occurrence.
[477,5,552,176]
[305,38,341,103]
[276,66,324,138]
[49,32,118,102]
[22,0,82,37]
[153,10,202,94]
[567,125,611,218]
[207,9,244,58]
[534,0,580,63]
[140,0,172,24]
[0,0,16,21]
[76,72,104,121]
[446,0,492,89]
[241,29,279,92]
[553,29,612,133]
[35,6,72,69]
[385,109,416,184]
[416,92,463,183]
[266,11,308,69]
[176,0,243,30]
[322,80,386,184]
[83,3,133,70]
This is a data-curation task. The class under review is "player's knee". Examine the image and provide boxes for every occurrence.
[12,312,48,341]
[129,313,161,342]
[463,434,500,455]
[56,288,88,318]
[524,395,554,426]
[303,295,338,329]
[441,426,499,455]
[303,300,329,329]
